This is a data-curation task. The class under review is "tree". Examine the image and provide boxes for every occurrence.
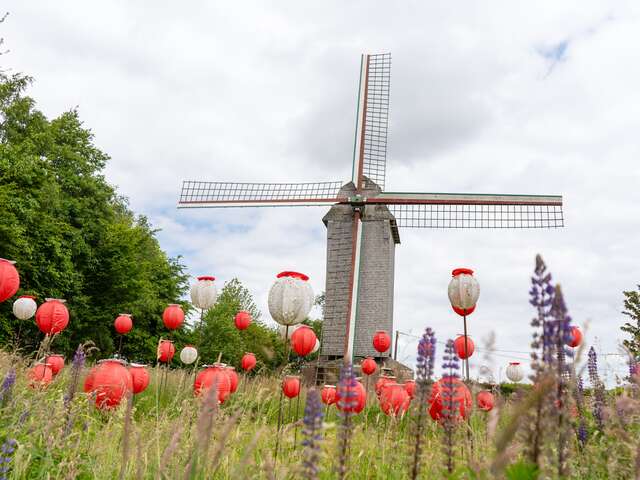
[0,72,189,362]
[621,285,640,358]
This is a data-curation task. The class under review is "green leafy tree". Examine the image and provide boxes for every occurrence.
[0,72,189,362]
[621,285,640,357]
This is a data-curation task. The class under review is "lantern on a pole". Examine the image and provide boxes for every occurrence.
[45,354,64,376]
[476,390,494,411]
[282,376,301,399]
[179,345,198,365]
[13,295,37,320]
[241,352,256,372]
[372,330,391,353]
[193,364,232,403]
[0,259,20,303]
[429,376,472,421]
[129,363,150,394]
[506,362,524,383]
[91,359,133,409]
[162,304,184,330]
[335,379,366,414]
[321,385,337,405]
[29,363,53,388]
[448,268,479,382]
[190,276,218,310]
[291,325,317,357]
[380,383,410,417]
[566,326,582,348]
[157,340,175,363]
[360,357,377,376]
[234,311,252,330]
[35,299,70,335]
[454,335,475,360]
[114,313,133,355]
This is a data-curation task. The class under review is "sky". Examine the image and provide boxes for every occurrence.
[2,1,639,384]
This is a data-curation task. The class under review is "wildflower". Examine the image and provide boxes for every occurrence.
[301,388,324,480]
[64,345,85,407]
[441,339,460,474]
[0,369,16,405]
[335,362,357,480]
[0,438,17,480]
[574,376,588,447]
[588,347,605,431]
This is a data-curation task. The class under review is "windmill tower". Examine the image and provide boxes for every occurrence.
[178,53,563,369]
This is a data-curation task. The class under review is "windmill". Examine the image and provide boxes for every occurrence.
[177,53,563,367]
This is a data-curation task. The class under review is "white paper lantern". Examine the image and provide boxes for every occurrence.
[506,362,524,383]
[13,295,37,320]
[447,268,480,316]
[312,338,320,354]
[190,276,218,310]
[180,345,198,365]
[278,323,301,339]
[268,271,314,326]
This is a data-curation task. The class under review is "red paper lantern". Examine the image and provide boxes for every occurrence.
[360,357,377,376]
[375,375,395,397]
[454,335,475,359]
[226,367,239,393]
[162,304,184,330]
[0,258,20,303]
[91,359,133,409]
[157,340,175,363]
[241,352,257,372]
[404,380,416,399]
[234,311,252,330]
[476,390,494,411]
[84,367,97,393]
[194,364,232,403]
[29,363,53,388]
[373,330,391,353]
[291,325,317,357]
[282,375,301,399]
[336,379,366,413]
[114,314,133,334]
[45,354,64,376]
[35,298,69,335]
[321,385,337,405]
[429,376,472,421]
[129,363,150,394]
[566,326,582,348]
[380,383,410,416]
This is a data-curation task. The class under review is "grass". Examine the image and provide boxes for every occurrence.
[0,351,639,479]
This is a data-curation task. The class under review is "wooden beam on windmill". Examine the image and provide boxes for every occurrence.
[177,52,564,366]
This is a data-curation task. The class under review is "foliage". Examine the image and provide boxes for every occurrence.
[621,285,640,358]
[0,72,189,362]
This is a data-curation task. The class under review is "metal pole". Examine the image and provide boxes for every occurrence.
[463,314,470,382]
[274,325,289,461]
[394,330,399,361]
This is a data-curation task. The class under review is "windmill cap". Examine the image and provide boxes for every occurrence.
[277,271,309,281]
[452,268,474,276]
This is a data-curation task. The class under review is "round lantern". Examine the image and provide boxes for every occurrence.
[312,338,320,354]
[335,379,366,413]
[454,335,475,359]
[241,352,257,372]
[506,362,524,383]
[234,311,252,330]
[373,330,391,353]
[226,367,239,393]
[129,363,150,394]
[83,367,97,393]
[0,258,20,303]
[268,271,314,326]
[380,383,410,416]
[282,375,301,399]
[566,326,582,348]
[476,390,494,411]
[157,340,175,363]
[190,276,218,310]
[404,380,416,399]
[162,304,184,330]
[429,376,472,421]
[179,345,198,365]
[194,364,232,403]
[291,325,317,356]
[91,359,133,409]
[114,314,133,334]
[29,363,53,388]
[447,268,480,316]
[321,385,337,405]
[35,298,69,335]
[45,354,64,376]
[12,295,37,320]
[375,375,396,397]
[360,357,377,376]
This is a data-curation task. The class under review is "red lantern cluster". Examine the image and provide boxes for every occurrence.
[336,379,366,413]
[291,325,317,357]
[0,259,20,303]
[373,330,391,353]
[90,359,133,409]
[35,299,69,334]
[157,340,175,363]
[476,390,494,412]
[454,335,475,360]
[566,326,582,348]
[114,314,133,334]
[129,363,150,394]
[360,357,377,376]
[194,364,232,403]
[234,311,252,330]
[29,363,53,388]
[429,376,472,421]
[45,354,65,376]
[321,385,337,405]
[282,376,301,398]
[380,383,410,416]
[241,352,257,372]
[162,304,184,330]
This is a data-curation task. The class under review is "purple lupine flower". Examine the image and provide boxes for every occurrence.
[588,347,605,430]
[335,362,357,480]
[0,369,16,405]
[574,376,588,447]
[416,328,436,384]
[301,388,324,480]
[441,339,460,474]
[64,345,86,408]
[0,438,17,480]
[529,255,555,371]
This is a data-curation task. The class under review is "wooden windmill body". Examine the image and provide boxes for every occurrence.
[178,53,563,368]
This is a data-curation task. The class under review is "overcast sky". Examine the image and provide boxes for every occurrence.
[3,1,639,383]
